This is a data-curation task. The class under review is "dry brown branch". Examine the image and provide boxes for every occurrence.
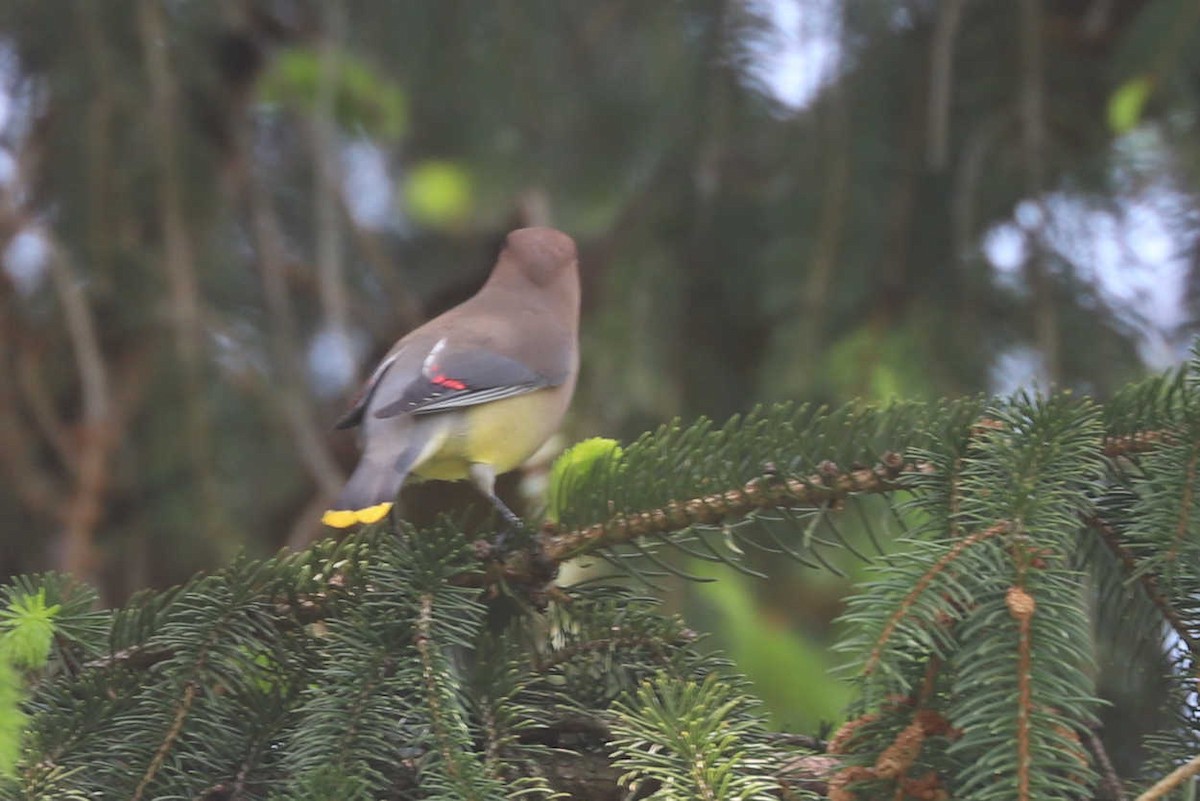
[1084,726,1127,801]
[0,334,61,516]
[16,345,73,470]
[46,241,113,582]
[16,229,157,588]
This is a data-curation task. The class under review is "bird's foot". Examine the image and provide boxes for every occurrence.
[487,497,525,556]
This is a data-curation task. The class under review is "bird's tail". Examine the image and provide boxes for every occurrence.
[322,459,405,529]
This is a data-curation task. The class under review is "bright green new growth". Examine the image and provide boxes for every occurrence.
[546,436,624,523]
[1,589,59,671]
[0,589,60,777]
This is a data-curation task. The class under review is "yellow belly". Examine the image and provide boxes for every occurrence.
[413,389,563,481]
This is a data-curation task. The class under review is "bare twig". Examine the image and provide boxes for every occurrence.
[927,0,965,170]
[953,111,1010,261]
[1017,0,1061,382]
[802,80,849,376]
[137,0,203,367]
[137,0,229,544]
[311,1,353,363]
[1087,515,1200,664]
[1134,752,1200,801]
[76,3,118,289]
[239,146,345,499]
[1083,726,1126,801]
[340,199,424,334]
[1017,0,1046,195]
[286,492,334,550]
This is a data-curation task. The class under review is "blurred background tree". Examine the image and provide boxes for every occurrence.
[0,0,1198,748]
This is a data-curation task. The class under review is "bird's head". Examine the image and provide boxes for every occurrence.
[500,227,578,288]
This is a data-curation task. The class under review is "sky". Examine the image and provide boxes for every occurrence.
[749,0,842,109]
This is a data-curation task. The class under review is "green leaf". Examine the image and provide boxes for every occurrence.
[1108,75,1154,133]
[258,47,407,139]
[403,160,475,229]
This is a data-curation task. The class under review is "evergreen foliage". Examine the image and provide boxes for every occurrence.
[3,355,1200,799]
[609,673,781,800]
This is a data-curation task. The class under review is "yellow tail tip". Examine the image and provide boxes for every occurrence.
[321,502,394,528]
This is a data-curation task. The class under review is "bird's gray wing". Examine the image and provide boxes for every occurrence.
[371,337,557,419]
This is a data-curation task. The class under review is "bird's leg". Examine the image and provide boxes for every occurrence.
[488,495,522,530]
[469,462,522,552]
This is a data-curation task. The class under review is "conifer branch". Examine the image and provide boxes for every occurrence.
[863,522,1009,676]
[1007,586,1036,801]
[827,708,953,799]
[1167,444,1198,566]
[1087,516,1200,663]
[480,703,503,784]
[533,429,1163,576]
[333,654,390,768]
[916,655,942,706]
[121,578,266,801]
[64,425,1190,689]
[540,452,925,561]
[11,406,1194,799]
[1102,430,1170,457]
[132,675,200,801]
[532,635,670,673]
[416,593,458,782]
[83,644,172,672]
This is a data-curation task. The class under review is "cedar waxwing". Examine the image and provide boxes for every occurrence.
[322,227,580,529]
